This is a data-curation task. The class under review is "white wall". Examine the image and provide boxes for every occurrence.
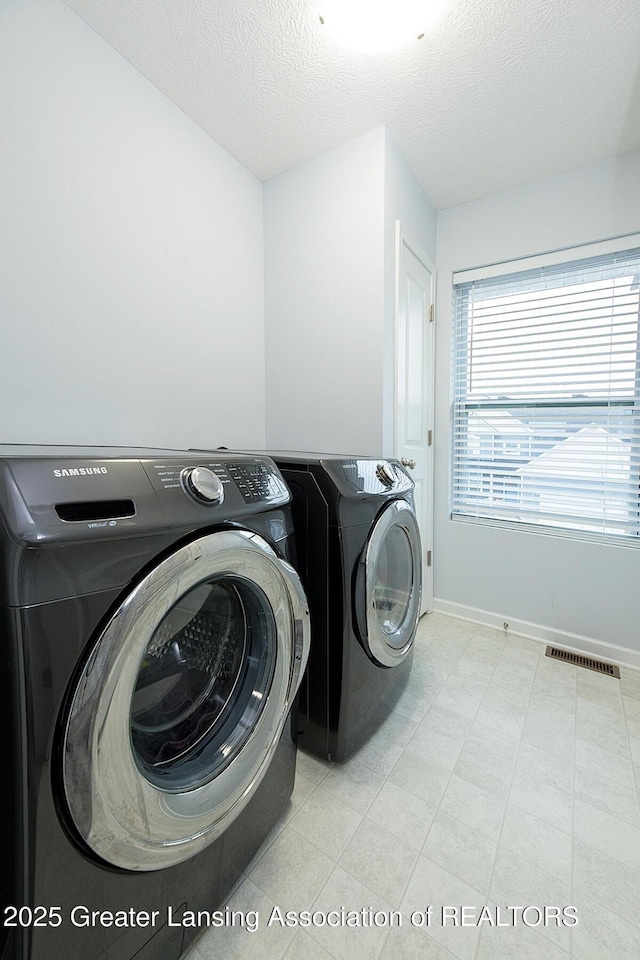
[264,128,386,455]
[0,0,265,449]
[435,149,640,665]
[264,126,437,457]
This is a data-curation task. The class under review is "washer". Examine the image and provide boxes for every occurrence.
[0,445,309,960]
[264,453,422,763]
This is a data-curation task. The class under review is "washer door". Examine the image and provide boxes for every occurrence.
[359,500,422,667]
[62,529,309,872]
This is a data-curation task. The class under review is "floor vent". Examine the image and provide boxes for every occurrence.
[545,646,621,678]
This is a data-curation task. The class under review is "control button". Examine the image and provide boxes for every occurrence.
[376,462,396,487]
[182,466,224,505]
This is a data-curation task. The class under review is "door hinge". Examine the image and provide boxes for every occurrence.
[427,550,432,567]
[429,303,435,322]
[428,429,433,446]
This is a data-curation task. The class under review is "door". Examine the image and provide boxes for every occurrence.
[61,528,309,872]
[395,224,435,613]
[359,499,422,667]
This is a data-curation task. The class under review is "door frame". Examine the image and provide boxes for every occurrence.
[394,222,436,613]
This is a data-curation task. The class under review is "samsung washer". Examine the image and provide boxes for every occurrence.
[0,445,309,960]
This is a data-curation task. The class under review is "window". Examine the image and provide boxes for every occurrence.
[452,241,640,541]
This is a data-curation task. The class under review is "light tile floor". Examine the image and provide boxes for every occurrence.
[185,613,640,960]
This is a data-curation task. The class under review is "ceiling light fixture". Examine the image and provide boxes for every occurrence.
[318,0,452,55]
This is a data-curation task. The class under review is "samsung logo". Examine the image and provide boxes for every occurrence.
[53,467,109,478]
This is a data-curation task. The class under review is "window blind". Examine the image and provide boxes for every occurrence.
[452,245,640,539]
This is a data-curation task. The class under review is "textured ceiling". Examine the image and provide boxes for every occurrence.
[62,0,640,208]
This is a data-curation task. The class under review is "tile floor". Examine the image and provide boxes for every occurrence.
[185,613,640,960]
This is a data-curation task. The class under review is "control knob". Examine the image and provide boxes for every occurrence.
[376,462,396,487]
[182,466,224,505]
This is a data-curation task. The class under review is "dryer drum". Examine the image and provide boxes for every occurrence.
[130,578,275,785]
[61,528,308,872]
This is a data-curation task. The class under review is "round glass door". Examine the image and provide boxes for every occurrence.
[362,500,422,666]
[62,529,309,872]
[371,523,415,644]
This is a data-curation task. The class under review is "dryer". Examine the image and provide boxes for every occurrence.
[0,445,309,960]
[265,453,422,763]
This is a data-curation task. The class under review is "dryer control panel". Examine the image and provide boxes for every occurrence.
[320,457,414,498]
[262,451,414,499]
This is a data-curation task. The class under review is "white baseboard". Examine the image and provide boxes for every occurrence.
[432,598,640,673]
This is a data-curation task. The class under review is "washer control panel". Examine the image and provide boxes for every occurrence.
[149,458,287,508]
[0,446,291,545]
[227,462,277,503]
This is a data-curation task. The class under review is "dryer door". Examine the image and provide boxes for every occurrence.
[359,499,422,667]
[61,529,309,872]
